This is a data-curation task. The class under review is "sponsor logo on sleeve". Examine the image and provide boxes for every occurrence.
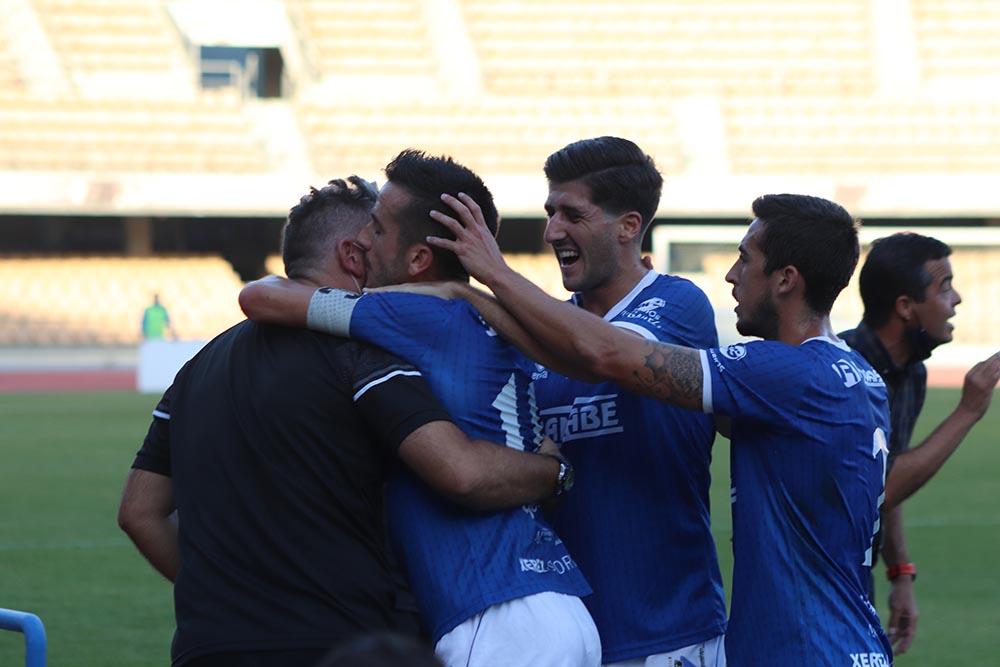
[622,297,666,325]
[848,653,889,667]
[721,344,747,360]
[531,363,548,381]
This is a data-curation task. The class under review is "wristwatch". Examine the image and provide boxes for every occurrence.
[549,451,575,497]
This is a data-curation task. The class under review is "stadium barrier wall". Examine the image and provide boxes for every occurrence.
[137,340,206,393]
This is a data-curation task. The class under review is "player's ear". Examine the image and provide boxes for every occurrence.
[405,243,435,279]
[617,210,643,244]
[337,238,364,281]
[894,294,916,325]
[775,264,799,296]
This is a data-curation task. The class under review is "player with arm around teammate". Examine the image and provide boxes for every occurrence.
[520,137,727,666]
[240,152,600,667]
[118,178,570,667]
[421,191,894,667]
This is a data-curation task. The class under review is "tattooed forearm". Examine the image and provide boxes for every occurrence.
[630,341,703,409]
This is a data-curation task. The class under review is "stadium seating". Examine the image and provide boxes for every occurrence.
[0,94,270,172]
[0,35,24,92]
[297,97,685,179]
[460,0,875,96]
[31,0,188,74]
[285,0,436,79]
[0,256,245,345]
[725,98,1000,174]
[913,0,1000,81]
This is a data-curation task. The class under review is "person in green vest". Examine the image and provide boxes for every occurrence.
[141,294,176,340]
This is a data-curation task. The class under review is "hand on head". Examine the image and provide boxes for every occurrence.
[427,193,510,287]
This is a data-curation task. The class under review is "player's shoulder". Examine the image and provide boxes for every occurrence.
[635,272,711,306]
[612,272,712,335]
[801,337,887,392]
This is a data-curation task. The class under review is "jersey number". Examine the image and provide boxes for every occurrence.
[863,427,889,567]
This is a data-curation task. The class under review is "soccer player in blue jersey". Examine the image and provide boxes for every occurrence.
[239,151,600,667]
[425,191,894,666]
[523,137,726,666]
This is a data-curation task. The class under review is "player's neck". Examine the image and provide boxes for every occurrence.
[577,261,649,317]
[299,270,357,292]
[777,307,837,346]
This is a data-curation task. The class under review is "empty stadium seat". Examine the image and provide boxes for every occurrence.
[0,256,246,345]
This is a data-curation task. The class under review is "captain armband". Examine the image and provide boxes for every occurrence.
[306,287,361,337]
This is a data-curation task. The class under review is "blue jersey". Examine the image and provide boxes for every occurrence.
[535,272,726,662]
[349,292,591,642]
[701,337,893,666]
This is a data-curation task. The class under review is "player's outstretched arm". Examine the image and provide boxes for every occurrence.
[449,283,602,383]
[239,276,313,328]
[426,193,704,410]
[883,351,1000,509]
[118,469,179,582]
[398,421,562,510]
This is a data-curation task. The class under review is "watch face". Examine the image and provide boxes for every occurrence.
[562,463,575,493]
[559,461,575,494]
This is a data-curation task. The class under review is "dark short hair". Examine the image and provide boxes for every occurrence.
[752,193,859,314]
[860,232,952,327]
[281,176,377,279]
[544,136,663,238]
[318,632,441,667]
[384,149,499,281]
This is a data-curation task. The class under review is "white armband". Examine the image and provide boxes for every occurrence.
[306,288,360,337]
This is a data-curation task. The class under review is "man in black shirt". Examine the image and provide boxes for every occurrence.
[841,232,1000,656]
[117,178,565,667]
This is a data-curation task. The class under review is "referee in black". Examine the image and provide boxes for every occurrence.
[117,177,565,667]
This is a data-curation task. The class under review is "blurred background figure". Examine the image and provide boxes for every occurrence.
[140,293,175,340]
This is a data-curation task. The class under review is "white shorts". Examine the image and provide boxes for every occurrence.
[435,591,602,667]
[604,633,726,667]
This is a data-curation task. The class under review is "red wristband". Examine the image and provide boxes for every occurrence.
[886,562,917,581]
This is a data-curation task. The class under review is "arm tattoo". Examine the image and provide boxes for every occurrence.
[631,341,703,406]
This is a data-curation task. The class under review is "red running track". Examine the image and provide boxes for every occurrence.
[0,370,136,393]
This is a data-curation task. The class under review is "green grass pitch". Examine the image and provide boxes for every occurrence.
[1,389,997,665]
